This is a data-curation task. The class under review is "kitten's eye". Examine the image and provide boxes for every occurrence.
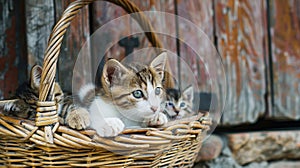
[155,87,161,95]
[132,90,144,99]
[168,102,174,106]
[180,102,186,108]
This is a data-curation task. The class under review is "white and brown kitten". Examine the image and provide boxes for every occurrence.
[78,52,169,137]
[163,85,194,120]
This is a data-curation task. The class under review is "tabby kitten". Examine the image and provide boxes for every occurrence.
[1,65,64,119]
[0,65,90,130]
[163,85,194,120]
[78,52,169,137]
[0,52,168,137]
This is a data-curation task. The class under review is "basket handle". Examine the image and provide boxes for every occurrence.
[36,0,163,143]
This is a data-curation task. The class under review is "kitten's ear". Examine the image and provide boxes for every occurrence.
[30,65,43,89]
[102,59,129,87]
[183,85,194,103]
[150,52,167,80]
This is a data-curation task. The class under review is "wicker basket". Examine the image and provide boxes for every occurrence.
[0,0,211,167]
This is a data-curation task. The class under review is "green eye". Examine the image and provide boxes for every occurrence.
[132,90,144,99]
[155,87,161,95]
[180,102,186,108]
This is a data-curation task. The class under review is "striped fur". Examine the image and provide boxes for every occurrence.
[1,52,169,137]
[80,52,169,136]
[0,65,91,130]
[1,65,64,120]
[163,85,194,120]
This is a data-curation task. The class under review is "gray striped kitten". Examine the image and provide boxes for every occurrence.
[0,65,90,130]
[1,65,64,119]
[163,86,194,120]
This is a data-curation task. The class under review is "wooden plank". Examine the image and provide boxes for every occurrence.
[92,1,213,110]
[131,0,177,60]
[91,1,129,63]
[0,0,27,99]
[128,0,178,90]
[25,0,54,68]
[91,1,176,84]
[91,1,131,87]
[269,0,300,119]
[215,0,267,125]
[177,0,214,91]
[55,0,91,92]
[91,1,175,62]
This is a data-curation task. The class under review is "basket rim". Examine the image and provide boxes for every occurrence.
[0,112,210,150]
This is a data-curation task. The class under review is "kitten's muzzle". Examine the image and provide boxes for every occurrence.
[173,108,180,115]
[151,106,158,112]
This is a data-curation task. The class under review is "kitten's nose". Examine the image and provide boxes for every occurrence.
[151,106,158,112]
[174,109,180,114]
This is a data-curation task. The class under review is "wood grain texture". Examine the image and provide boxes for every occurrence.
[91,1,176,88]
[91,1,131,88]
[177,0,214,91]
[25,0,54,68]
[91,1,129,66]
[0,0,27,99]
[55,0,91,92]
[129,0,178,88]
[269,0,300,119]
[131,0,176,57]
[215,0,267,125]
[92,1,176,61]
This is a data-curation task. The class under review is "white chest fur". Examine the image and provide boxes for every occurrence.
[89,97,142,128]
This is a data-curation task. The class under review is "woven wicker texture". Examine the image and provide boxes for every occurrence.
[0,0,211,167]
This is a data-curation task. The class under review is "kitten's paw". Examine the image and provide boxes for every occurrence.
[3,100,31,118]
[4,101,23,112]
[65,107,90,130]
[96,118,125,137]
[200,116,212,125]
[146,112,168,127]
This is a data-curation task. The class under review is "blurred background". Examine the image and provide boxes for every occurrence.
[0,0,299,167]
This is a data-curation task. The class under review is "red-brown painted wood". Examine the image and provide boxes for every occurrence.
[215,0,267,125]
[177,0,214,91]
[55,0,91,92]
[0,0,27,99]
[91,1,176,88]
[269,0,300,120]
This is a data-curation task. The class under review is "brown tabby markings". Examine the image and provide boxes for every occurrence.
[1,52,168,137]
[164,86,194,120]
[83,52,168,137]
[112,68,161,110]
[1,65,64,120]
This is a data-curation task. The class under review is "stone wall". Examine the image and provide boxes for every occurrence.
[194,131,300,167]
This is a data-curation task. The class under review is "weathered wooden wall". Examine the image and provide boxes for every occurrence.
[215,0,268,125]
[0,0,27,99]
[269,0,300,120]
[1,0,300,127]
[26,0,54,68]
[55,0,92,92]
[177,0,214,92]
